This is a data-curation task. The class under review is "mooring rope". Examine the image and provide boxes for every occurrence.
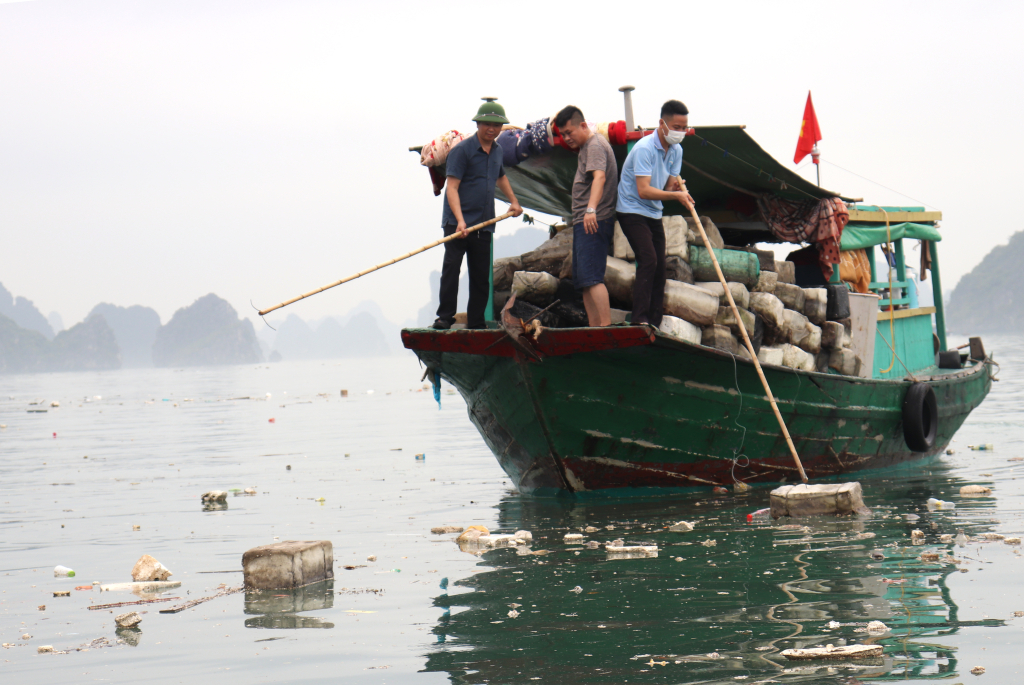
[727,351,751,486]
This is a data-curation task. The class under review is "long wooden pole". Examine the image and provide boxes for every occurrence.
[257,212,514,317]
[680,180,808,483]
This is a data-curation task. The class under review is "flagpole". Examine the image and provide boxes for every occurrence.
[812,143,821,186]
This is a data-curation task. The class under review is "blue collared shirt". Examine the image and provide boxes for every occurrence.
[616,133,683,219]
[442,134,506,231]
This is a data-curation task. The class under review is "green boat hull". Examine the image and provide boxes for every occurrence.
[403,327,992,497]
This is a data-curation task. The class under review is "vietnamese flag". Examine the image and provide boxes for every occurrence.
[793,91,822,164]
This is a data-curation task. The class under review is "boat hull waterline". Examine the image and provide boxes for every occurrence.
[403,326,992,497]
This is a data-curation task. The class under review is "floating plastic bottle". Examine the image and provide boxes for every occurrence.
[54,565,75,578]
[747,508,771,523]
[968,444,994,451]
[926,498,955,511]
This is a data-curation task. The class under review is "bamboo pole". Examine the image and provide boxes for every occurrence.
[257,212,514,316]
[680,179,808,483]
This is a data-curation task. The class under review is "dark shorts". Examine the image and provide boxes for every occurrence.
[572,218,615,290]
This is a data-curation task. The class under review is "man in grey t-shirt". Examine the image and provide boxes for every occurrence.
[555,105,618,327]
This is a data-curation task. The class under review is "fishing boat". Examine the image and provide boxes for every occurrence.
[402,94,993,497]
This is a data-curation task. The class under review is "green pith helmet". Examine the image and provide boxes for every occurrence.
[472,97,509,124]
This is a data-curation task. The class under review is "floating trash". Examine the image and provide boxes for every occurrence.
[115,611,142,628]
[746,509,770,523]
[782,644,882,660]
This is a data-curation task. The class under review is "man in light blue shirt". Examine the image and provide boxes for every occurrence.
[616,100,695,326]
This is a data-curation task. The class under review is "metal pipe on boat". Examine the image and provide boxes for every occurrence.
[680,178,809,483]
[619,85,636,131]
[256,212,514,317]
[929,240,947,351]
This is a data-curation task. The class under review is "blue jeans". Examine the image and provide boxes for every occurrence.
[572,218,615,290]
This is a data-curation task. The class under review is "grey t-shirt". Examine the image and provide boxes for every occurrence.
[571,133,618,225]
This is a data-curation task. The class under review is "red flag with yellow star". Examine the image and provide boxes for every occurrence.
[794,92,821,165]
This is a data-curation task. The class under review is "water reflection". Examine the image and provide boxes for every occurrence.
[115,627,142,647]
[243,580,335,629]
[425,465,1005,683]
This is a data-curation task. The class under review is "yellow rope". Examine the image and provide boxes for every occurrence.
[879,209,897,374]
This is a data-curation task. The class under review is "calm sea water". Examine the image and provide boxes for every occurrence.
[1,335,1022,684]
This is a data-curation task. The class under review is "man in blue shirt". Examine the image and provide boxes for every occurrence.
[616,100,695,326]
[434,99,523,330]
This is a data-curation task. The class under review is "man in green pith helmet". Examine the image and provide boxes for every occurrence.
[433,98,523,330]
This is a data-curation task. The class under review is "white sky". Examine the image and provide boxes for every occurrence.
[2,0,1022,329]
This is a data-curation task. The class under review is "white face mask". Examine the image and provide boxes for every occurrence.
[661,122,686,146]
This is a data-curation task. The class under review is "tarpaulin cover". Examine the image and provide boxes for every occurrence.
[500,126,855,220]
[840,222,942,250]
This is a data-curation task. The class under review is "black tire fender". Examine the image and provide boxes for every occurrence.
[902,382,938,452]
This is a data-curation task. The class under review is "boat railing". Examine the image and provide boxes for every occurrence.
[868,279,912,309]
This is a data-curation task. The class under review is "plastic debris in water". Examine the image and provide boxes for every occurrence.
[415,454,425,460]
[968,444,994,451]
[54,566,75,578]
[507,609,519,618]
[955,530,969,547]
[746,508,770,523]
[926,498,955,511]
[570,586,583,594]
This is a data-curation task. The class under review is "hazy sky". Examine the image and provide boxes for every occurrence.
[2,0,1021,330]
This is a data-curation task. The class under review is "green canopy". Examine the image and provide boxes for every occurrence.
[840,222,942,251]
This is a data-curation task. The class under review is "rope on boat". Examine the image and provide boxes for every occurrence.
[879,209,898,375]
[726,351,751,486]
[874,327,919,382]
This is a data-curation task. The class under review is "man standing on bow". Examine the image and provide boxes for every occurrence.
[615,100,695,327]
[433,99,523,330]
[555,105,618,327]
